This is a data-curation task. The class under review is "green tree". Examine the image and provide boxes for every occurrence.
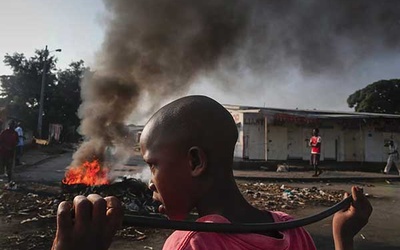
[347,79,400,114]
[1,50,88,140]
[0,50,57,130]
[47,61,85,127]
[47,60,90,138]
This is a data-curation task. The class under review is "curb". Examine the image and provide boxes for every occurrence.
[234,176,400,182]
[14,155,63,172]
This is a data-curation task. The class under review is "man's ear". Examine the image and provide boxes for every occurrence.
[188,146,207,177]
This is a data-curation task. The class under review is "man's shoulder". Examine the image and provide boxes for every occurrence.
[1,129,16,135]
[163,230,210,250]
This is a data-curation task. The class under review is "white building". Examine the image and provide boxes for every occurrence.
[225,105,400,163]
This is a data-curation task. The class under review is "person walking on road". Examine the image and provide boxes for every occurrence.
[383,140,399,175]
[14,122,25,165]
[309,128,322,177]
[0,120,18,185]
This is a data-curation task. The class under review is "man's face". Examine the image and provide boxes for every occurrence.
[140,130,195,220]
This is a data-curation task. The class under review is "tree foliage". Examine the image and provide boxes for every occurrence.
[48,60,88,128]
[0,49,88,139]
[347,79,400,114]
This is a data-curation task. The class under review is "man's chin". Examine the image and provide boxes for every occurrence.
[160,206,186,221]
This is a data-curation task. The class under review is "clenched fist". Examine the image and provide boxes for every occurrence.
[52,194,123,250]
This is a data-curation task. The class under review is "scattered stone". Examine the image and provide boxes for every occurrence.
[20,217,39,224]
[276,164,290,172]
[238,181,344,211]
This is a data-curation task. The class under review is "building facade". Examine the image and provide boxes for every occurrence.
[226,105,400,163]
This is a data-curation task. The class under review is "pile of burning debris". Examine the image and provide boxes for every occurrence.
[61,157,159,215]
[61,177,160,215]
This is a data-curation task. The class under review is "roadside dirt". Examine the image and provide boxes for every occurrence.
[2,177,399,250]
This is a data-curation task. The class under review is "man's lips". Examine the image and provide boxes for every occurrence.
[151,194,165,214]
[158,204,166,214]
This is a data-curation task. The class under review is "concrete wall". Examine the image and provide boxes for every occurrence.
[287,125,340,161]
[230,111,244,159]
[365,130,384,162]
[267,126,287,160]
[287,126,304,160]
[243,113,265,160]
[228,108,399,163]
[240,115,396,163]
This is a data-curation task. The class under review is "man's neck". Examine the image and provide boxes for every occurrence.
[195,179,274,224]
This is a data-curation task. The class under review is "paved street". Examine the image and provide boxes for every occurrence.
[9,147,400,184]
[14,152,71,183]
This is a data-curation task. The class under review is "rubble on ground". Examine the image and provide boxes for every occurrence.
[0,180,159,250]
[237,182,344,211]
[0,180,345,249]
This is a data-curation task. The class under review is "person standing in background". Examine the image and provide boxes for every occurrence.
[0,120,18,185]
[309,128,322,177]
[15,122,25,165]
[383,140,399,175]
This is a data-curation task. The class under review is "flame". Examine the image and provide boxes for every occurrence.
[62,159,110,185]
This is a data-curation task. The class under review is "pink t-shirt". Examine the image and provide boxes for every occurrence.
[310,136,322,154]
[163,211,316,250]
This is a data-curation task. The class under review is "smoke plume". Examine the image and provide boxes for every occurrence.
[193,0,400,110]
[70,0,249,167]
[70,0,400,168]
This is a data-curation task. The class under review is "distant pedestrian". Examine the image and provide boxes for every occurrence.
[309,128,322,177]
[15,122,25,165]
[383,140,399,175]
[0,120,18,184]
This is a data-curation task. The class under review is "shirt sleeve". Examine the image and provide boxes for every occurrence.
[16,128,23,137]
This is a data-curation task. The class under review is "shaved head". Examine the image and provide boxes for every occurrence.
[141,95,238,167]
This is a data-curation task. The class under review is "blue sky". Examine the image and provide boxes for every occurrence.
[0,0,105,75]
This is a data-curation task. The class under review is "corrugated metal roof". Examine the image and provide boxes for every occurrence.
[223,104,400,119]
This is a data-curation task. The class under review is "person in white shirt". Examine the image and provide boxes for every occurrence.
[14,122,24,165]
[383,140,399,175]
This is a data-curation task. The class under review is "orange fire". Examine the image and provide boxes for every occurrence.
[62,159,110,185]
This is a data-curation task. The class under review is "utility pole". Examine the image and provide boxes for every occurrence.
[37,45,48,138]
[37,46,61,138]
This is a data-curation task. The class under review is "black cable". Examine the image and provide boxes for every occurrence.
[123,196,352,233]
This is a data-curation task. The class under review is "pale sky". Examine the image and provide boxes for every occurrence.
[1,0,399,113]
[0,0,105,75]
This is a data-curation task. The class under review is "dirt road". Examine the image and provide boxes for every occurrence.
[1,151,399,249]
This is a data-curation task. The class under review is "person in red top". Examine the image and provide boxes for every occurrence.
[309,128,322,177]
[51,96,372,250]
[0,120,19,183]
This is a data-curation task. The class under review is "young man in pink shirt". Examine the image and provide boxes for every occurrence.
[52,96,372,250]
[309,128,322,177]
